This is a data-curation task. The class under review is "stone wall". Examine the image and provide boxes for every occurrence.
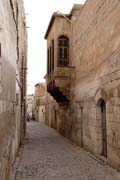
[26,94,35,120]
[0,0,27,179]
[34,83,46,122]
[45,1,120,170]
[45,93,57,128]
[16,0,27,144]
[71,0,120,169]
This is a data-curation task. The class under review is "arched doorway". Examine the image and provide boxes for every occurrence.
[101,100,107,157]
[98,99,107,157]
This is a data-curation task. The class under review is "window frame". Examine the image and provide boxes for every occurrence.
[58,35,69,67]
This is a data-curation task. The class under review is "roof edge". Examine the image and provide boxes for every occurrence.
[44,13,70,39]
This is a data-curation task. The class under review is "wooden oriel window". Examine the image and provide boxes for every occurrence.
[58,36,69,67]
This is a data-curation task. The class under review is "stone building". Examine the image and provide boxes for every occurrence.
[45,1,120,170]
[0,0,27,179]
[34,83,46,122]
[26,94,35,120]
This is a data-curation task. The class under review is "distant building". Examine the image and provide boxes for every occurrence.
[26,94,35,120]
[34,83,46,122]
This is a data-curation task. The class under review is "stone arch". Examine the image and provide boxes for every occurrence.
[94,88,108,105]
[57,34,69,40]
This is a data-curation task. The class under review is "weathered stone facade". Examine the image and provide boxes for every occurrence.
[0,0,27,179]
[34,83,46,122]
[26,94,35,120]
[45,1,120,170]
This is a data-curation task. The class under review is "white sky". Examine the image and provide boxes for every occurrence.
[24,0,86,94]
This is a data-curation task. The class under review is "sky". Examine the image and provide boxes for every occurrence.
[24,0,86,94]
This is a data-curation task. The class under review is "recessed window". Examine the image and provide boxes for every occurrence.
[52,40,54,71]
[58,36,69,67]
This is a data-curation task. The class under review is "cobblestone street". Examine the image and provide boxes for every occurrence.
[11,122,120,180]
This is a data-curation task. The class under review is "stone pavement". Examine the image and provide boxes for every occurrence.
[11,122,120,180]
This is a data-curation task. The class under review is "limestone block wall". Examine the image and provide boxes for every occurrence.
[16,0,27,143]
[45,93,57,128]
[38,105,45,122]
[45,93,69,133]
[0,0,27,179]
[45,92,72,140]
[45,1,120,170]
[34,83,46,122]
[0,0,17,178]
[71,0,120,169]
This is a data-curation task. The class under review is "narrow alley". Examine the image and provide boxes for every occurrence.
[11,122,120,180]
